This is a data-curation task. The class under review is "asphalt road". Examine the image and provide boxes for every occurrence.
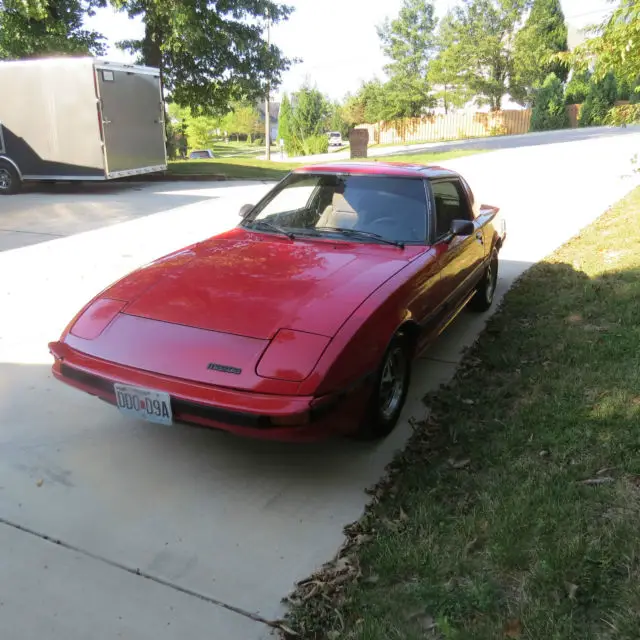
[1,128,639,639]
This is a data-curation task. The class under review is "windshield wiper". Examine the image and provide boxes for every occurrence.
[247,219,295,241]
[313,226,404,249]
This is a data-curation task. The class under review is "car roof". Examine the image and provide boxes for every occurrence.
[293,161,460,179]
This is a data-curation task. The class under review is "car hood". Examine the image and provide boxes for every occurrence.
[106,228,419,339]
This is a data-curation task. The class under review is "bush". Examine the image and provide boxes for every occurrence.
[606,104,640,127]
[564,70,591,105]
[286,134,329,157]
[304,134,329,155]
[530,73,570,132]
[579,71,617,127]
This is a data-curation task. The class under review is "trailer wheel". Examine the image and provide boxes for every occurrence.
[0,161,21,195]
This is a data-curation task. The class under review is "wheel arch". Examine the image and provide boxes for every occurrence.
[0,155,23,179]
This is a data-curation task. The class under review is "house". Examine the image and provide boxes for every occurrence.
[256,101,280,143]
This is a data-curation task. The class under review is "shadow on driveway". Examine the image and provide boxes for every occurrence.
[0,181,218,252]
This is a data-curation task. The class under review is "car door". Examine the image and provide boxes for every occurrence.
[428,177,486,314]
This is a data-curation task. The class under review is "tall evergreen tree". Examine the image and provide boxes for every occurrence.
[529,72,569,131]
[276,93,293,145]
[579,71,618,126]
[511,0,569,106]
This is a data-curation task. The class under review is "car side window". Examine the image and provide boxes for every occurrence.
[431,179,472,239]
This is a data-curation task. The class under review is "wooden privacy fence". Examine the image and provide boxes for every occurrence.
[356,105,590,145]
[356,110,532,145]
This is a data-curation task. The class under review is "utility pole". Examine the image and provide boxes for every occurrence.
[264,8,271,161]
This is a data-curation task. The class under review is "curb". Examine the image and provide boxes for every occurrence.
[122,173,233,183]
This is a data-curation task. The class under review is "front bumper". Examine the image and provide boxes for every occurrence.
[49,342,369,442]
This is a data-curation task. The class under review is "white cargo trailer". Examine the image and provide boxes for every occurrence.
[0,57,167,195]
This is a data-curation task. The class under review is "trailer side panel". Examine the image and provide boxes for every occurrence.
[0,58,105,179]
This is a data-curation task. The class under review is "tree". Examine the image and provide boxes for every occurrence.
[579,71,618,126]
[276,93,293,144]
[290,84,331,139]
[376,0,437,117]
[327,102,349,137]
[428,11,474,112]
[569,0,640,92]
[432,0,530,111]
[224,102,261,142]
[511,0,568,106]
[564,69,591,105]
[0,0,106,58]
[529,72,569,131]
[111,0,295,115]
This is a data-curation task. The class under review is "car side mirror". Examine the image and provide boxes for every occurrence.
[239,204,254,218]
[450,219,474,236]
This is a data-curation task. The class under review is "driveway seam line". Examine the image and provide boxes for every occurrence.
[0,228,65,237]
[0,516,282,630]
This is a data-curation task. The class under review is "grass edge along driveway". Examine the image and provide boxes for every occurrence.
[166,149,485,181]
[282,186,640,640]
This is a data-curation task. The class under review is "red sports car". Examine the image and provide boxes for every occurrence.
[49,162,506,441]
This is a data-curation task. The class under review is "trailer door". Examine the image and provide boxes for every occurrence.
[96,66,167,176]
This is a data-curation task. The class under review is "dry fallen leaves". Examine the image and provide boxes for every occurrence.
[504,617,522,638]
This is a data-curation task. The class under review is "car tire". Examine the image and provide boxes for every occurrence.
[354,333,412,441]
[0,160,21,195]
[469,247,499,312]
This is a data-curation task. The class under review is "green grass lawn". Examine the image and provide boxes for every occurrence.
[283,187,640,639]
[360,148,487,164]
[167,149,485,181]
[168,157,300,180]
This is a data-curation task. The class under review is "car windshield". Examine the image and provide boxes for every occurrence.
[242,173,427,244]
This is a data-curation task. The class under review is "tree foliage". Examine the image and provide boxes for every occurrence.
[376,0,438,118]
[326,102,349,137]
[276,84,331,156]
[223,102,261,142]
[377,0,436,80]
[428,11,474,112]
[433,0,530,111]
[276,93,293,143]
[0,0,106,58]
[111,0,295,115]
[569,0,640,90]
[579,71,618,127]
[564,70,591,105]
[511,0,568,106]
[529,72,569,131]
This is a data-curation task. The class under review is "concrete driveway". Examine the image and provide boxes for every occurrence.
[1,129,639,639]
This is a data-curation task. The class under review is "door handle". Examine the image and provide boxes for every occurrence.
[475,232,484,244]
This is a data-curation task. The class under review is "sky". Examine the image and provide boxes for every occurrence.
[84,0,616,103]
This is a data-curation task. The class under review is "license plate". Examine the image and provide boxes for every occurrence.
[114,383,173,426]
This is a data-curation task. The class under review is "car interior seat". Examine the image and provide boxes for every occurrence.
[316,192,359,229]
